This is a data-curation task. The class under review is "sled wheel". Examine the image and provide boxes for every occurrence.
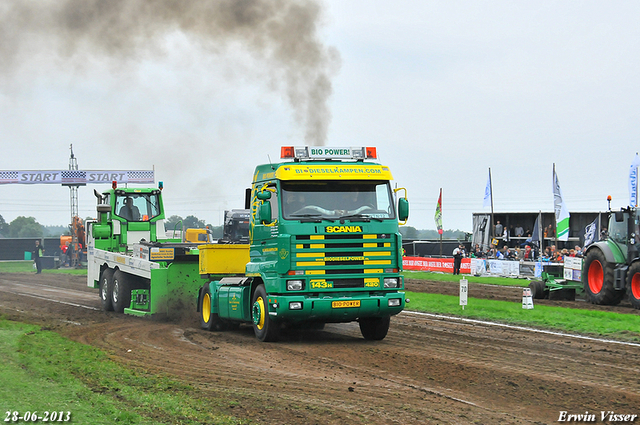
[99,268,114,311]
[111,270,132,313]
[529,280,546,299]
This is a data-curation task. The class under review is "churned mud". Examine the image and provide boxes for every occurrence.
[1,272,639,424]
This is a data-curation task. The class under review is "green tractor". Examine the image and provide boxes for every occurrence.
[582,198,640,309]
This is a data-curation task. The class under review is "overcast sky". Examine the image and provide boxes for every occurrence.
[1,0,639,232]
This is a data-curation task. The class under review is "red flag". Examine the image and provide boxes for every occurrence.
[435,189,443,235]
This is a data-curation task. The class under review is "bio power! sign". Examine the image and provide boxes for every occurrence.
[309,147,358,159]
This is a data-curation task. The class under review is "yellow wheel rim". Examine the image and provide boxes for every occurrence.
[253,296,266,330]
[202,293,211,324]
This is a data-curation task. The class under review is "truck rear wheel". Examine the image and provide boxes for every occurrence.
[582,249,624,305]
[111,270,132,313]
[200,285,224,331]
[627,262,640,309]
[251,284,278,342]
[359,316,390,340]
[99,268,114,311]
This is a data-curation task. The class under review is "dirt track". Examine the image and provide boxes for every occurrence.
[1,272,640,424]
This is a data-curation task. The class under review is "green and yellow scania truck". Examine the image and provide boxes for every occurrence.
[87,146,409,341]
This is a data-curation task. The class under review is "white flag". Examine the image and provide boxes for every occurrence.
[483,172,492,208]
[629,153,640,207]
[553,165,570,242]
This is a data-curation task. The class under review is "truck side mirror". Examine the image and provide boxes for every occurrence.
[245,188,251,209]
[257,191,272,201]
[259,201,272,224]
[398,198,409,222]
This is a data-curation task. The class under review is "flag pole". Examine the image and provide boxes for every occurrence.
[489,167,494,248]
[553,163,558,250]
[635,152,638,208]
[439,188,443,257]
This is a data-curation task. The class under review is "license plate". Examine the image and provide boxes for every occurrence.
[332,300,361,308]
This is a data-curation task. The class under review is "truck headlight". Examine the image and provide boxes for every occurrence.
[383,277,399,288]
[287,280,304,291]
[289,301,303,310]
[388,298,401,307]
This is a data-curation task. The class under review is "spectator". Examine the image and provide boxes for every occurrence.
[515,225,524,237]
[452,244,464,275]
[513,248,521,260]
[32,240,44,274]
[494,221,503,238]
[546,224,555,238]
[574,245,583,257]
[523,245,533,261]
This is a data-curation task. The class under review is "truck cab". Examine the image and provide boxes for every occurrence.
[199,146,410,341]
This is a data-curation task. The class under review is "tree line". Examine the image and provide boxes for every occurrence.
[0,213,223,239]
[0,213,464,240]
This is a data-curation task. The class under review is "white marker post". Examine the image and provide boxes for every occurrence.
[459,278,468,310]
[522,288,534,309]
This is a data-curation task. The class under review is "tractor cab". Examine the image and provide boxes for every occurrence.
[90,184,166,252]
[605,206,639,265]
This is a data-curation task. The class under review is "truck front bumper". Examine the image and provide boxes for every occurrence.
[265,291,405,323]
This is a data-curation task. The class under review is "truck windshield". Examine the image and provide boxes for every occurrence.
[281,181,395,221]
[115,193,161,222]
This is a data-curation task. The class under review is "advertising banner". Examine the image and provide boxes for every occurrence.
[403,257,471,274]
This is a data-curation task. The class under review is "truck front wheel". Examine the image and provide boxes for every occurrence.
[251,285,278,342]
[582,249,624,306]
[111,270,132,313]
[99,268,114,311]
[627,262,640,309]
[359,316,390,340]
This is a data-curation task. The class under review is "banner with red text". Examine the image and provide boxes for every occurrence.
[403,256,471,274]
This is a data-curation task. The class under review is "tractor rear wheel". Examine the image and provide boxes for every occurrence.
[99,268,114,311]
[582,249,624,305]
[359,316,391,340]
[627,262,640,310]
[251,285,279,342]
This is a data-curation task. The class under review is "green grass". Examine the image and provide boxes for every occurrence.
[405,292,640,342]
[403,270,530,287]
[0,261,87,275]
[0,319,244,424]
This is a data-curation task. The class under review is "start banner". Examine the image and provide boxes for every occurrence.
[0,170,154,185]
[403,256,471,274]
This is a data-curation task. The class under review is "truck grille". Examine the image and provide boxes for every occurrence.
[292,234,396,289]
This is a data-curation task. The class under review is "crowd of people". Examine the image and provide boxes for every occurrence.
[462,243,584,263]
